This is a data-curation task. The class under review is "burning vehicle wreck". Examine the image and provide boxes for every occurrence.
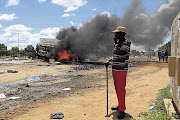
[37,38,62,61]
[37,38,82,63]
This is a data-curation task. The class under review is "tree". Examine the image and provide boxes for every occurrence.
[10,47,20,57]
[24,45,36,58]
[20,49,26,56]
[36,44,39,53]
[0,44,7,56]
[25,45,35,52]
[0,49,6,56]
[0,43,7,50]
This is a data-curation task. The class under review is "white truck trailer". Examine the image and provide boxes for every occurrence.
[37,38,61,61]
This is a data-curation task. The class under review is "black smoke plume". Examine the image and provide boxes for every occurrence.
[53,0,180,59]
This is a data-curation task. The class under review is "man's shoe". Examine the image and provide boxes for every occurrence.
[111,106,118,110]
[117,111,125,119]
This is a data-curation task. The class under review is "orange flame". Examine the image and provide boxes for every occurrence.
[58,51,70,61]
[72,54,79,61]
[58,51,78,61]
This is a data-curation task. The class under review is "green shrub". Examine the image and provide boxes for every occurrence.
[138,84,173,120]
[143,110,172,120]
[153,84,172,111]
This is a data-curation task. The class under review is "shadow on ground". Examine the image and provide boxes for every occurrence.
[107,111,133,120]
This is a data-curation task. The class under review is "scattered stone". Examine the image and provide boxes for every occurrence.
[62,88,71,91]
[50,112,64,119]
[7,69,18,73]
[0,93,6,98]
[26,84,30,87]
[8,97,20,100]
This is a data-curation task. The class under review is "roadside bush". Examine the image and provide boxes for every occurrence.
[139,110,172,120]
[138,84,173,120]
[153,84,172,110]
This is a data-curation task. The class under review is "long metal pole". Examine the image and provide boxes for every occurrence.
[18,33,19,57]
[106,66,108,116]
[18,33,19,49]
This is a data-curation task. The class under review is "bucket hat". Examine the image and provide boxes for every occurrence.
[112,26,130,37]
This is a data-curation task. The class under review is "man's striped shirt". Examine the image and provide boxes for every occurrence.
[112,38,131,71]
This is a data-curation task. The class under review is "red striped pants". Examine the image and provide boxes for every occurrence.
[112,70,127,112]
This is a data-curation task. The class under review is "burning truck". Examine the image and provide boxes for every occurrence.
[37,38,79,62]
[37,38,60,61]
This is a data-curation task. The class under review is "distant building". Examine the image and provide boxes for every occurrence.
[158,41,171,56]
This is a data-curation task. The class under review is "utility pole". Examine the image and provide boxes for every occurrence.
[18,33,19,57]
[18,33,19,48]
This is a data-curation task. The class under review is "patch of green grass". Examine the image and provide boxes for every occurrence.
[138,84,173,120]
[142,110,172,120]
[152,84,172,111]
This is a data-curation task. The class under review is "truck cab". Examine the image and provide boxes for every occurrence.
[37,38,61,61]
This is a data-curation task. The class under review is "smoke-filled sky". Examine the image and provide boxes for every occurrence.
[122,0,180,50]
[0,0,179,51]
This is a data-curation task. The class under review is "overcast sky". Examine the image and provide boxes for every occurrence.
[0,0,166,50]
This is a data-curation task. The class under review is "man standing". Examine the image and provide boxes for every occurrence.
[161,51,165,61]
[158,49,161,61]
[106,26,131,119]
[164,50,168,61]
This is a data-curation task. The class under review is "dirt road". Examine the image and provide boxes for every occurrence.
[0,61,169,120]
